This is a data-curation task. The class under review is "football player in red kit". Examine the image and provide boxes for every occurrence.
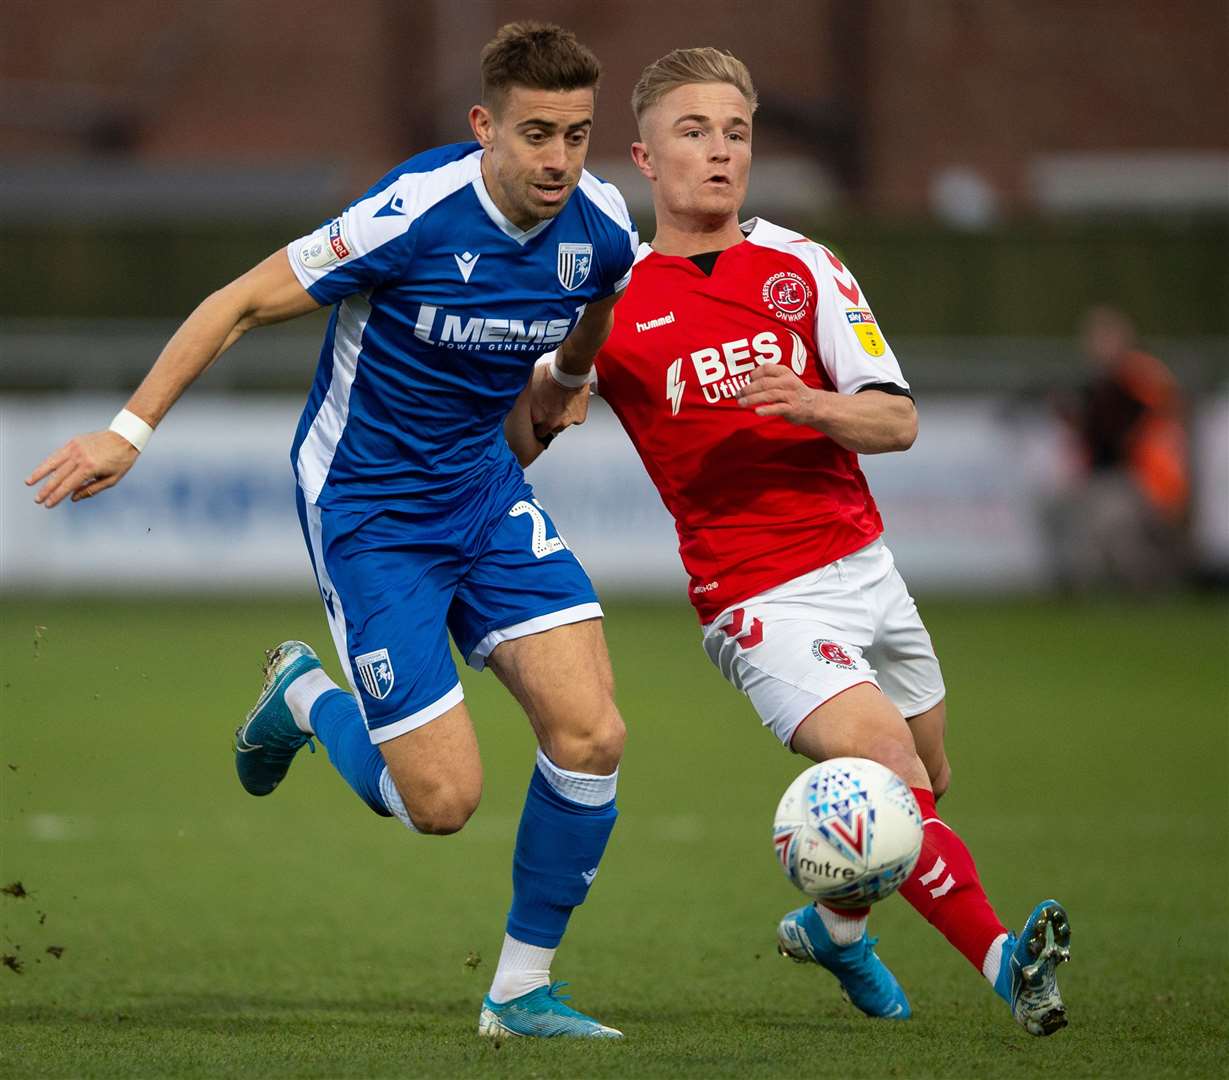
[510,47,1070,1036]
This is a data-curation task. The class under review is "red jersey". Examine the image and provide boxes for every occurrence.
[591,218,911,622]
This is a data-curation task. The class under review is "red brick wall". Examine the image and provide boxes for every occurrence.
[3,0,1225,212]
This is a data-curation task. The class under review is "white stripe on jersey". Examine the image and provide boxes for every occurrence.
[291,153,488,502]
[287,151,483,294]
[743,218,909,396]
[577,172,638,291]
[296,294,372,502]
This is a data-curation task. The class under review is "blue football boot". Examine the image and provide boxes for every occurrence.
[993,899,1071,1036]
[234,640,319,796]
[478,983,623,1039]
[777,904,911,1019]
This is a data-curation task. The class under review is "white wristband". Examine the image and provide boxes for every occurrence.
[109,409,154,453]
[549,356,592,389]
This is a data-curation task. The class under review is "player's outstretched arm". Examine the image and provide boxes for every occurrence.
[26,252,319,507]
[736,365,917,454]
[530,289,621,440]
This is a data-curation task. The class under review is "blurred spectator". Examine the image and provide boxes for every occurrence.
[1046,306,1190,592]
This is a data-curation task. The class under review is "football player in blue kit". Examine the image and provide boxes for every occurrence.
[27,23,637,1039]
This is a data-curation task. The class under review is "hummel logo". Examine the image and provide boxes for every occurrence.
[581,867,599,885]
[454,251,480,283]
[636,311,675,333]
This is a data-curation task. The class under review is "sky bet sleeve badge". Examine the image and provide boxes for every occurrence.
[845,308,886,357]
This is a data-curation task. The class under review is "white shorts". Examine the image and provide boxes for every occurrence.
[700,539,945,746]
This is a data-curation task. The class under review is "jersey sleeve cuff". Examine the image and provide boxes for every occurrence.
[854,381,914,401]
[285,240,317,293]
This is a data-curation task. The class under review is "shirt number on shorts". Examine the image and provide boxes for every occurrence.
[509,499,567,559]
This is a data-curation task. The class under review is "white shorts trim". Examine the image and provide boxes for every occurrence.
[367,682,464,745]
[466,602,604,671]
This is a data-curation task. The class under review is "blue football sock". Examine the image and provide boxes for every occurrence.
[507,756,619,948]
[310,689,390,817]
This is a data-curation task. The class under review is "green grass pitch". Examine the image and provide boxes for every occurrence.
[1,594,1226,1078]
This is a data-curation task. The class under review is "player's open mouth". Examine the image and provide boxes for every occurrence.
[705,175,730,185]
[533,183,568,202]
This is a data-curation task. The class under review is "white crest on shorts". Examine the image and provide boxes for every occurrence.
[557,242,593,291]
[355,648,395,700]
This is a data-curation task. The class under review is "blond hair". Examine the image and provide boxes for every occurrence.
[631,47,758,122]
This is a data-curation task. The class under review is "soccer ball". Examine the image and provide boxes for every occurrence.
[772,757,923,908]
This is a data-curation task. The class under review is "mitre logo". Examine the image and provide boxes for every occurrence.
[761,271,812,322]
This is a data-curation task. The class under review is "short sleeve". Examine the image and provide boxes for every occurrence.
[813,246,909,396]
[578,172,639,297]
[286,182,416,305]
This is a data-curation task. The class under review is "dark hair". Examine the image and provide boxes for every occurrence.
[480,22,601,109]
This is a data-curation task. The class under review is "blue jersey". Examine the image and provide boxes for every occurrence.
[286,142,637,509]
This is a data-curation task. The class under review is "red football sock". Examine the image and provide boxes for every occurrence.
[898,787,1007,972]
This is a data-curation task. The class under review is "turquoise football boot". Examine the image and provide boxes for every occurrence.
[993,899,1071,1036]
[478,983,623,1039]
[777,904,911,1019]
[234,640,319,796]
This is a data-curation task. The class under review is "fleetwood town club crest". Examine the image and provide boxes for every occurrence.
[812,639,856,668]
[355,648,395,700]
[761,270,812,322]
[557,242,593,291]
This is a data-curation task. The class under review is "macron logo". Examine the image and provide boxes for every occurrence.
[454,251,480,283]
[581,867,598,885]
[636,311,675,333]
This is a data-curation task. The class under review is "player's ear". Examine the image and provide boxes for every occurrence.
[470,104,496,149]
[630,141,655,182]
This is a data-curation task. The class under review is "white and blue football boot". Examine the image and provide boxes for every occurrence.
[993,899,1071,1036]
[234,640,319,796]
[478,983,623,1039]
[777,904,911,1019]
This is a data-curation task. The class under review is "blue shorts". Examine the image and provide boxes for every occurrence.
[296,485,601,744]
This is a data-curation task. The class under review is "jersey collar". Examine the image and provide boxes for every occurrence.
[471,151,556,246]
[643,218,759,264]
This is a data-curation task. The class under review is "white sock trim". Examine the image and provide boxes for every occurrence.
[284,668,340,733]
[378,767,418,832]
[535,749,618,807]
[982,931,1009,986]
[815,902,868,946]
[488,933,555,1004]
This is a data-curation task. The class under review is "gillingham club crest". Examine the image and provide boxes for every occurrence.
[557,242,593,291]
[355,648,395,700]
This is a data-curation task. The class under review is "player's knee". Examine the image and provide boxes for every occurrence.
[407,784,482,836]
[549,707,625,775]
[865,738,929,791]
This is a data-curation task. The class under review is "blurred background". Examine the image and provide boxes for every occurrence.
[1,0,1226,595]
[1,6,1226,1073]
